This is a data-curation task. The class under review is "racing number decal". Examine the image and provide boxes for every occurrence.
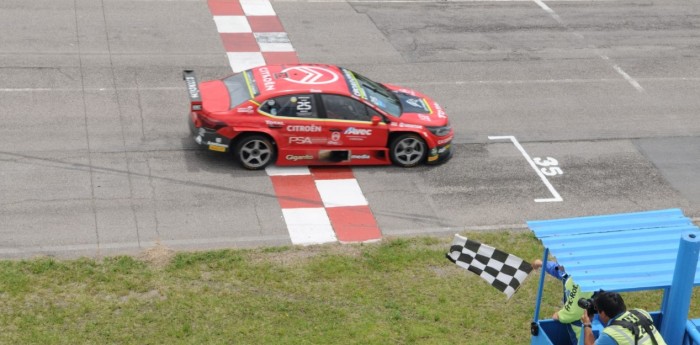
[296,96,312,113]
[533,157,563,176]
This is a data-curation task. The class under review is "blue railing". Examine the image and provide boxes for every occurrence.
[685,319,700,345]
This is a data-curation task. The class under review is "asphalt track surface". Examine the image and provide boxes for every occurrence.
[1,0,699,258]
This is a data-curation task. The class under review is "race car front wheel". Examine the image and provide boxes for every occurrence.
[390,133,427,167]
[235,135,276,170]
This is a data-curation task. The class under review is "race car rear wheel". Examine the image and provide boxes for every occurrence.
[235,135,276,170]
[389,133,427,167]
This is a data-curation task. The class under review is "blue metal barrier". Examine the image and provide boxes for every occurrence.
[686,319,700,345]
[528,209,700,345]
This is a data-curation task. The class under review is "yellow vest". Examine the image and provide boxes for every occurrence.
[603,310,667,345]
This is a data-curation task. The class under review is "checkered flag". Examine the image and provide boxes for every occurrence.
[446,234,533,299]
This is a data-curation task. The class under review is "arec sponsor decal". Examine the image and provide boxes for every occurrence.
[351,154,370,160]
[344,127,372,136]
[287,124,322,132]
[281,66,339,85]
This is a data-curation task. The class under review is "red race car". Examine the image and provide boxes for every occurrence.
[184,64,453,170]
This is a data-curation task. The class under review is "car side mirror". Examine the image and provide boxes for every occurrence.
[371,116,381,126]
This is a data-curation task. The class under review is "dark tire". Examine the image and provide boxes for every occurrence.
[389,133,427,167]
[234,135,276,170]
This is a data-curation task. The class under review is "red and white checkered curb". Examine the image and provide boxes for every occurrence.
[206,0,382,245]
[208,0,299,71]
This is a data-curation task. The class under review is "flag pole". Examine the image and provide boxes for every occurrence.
[531,247,549,335]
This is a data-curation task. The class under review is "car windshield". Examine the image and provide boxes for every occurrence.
[340,68,402,117]
[223,70,258,109]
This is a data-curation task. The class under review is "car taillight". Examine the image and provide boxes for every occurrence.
[197,114,226,130]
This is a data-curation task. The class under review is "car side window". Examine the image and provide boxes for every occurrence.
[322,94,373,122]
[259,94,317,118]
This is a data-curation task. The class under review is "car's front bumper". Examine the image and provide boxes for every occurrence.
[188,113,231,152]
[426,142,453,165]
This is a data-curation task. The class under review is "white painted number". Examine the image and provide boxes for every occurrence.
[534,157,563,176]
[488,136,562,202]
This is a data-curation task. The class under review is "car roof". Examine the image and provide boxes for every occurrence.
[248,64,352,98]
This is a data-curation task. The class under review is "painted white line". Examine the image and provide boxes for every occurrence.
[240,0,276,16]
[611,64,645,92]
[265,165,311,176]
[213,16,252,33]
[315,178,368,208]
[226,52,266,73]
[282,208,337,245]
[488,135,563,203]
[533,0,563,24]
[532,0,644,92]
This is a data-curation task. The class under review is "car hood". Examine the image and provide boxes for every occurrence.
[385,84,449,126]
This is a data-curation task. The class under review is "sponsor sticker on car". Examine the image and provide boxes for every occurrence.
[344,127,372,136]
[282,66,339,85]
[343,127,372,141]
[289,137,326,144]
[287,124,322,132]
[286,154,313,161]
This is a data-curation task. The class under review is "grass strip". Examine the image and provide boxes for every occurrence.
[1,231,697,344]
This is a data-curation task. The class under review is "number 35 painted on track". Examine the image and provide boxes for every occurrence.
[533,157,563,176]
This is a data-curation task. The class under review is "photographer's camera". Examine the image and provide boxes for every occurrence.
[578,298,596,316]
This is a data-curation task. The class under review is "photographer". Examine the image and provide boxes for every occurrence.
[533,259,595,344]
[580,291,667,345]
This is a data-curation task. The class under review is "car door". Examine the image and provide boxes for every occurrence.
[258,94,328,149]
[319,94,389,148]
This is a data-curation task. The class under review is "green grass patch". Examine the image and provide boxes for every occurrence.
[0,231,698,344]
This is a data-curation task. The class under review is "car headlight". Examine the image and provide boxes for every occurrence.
[426,124,452,137]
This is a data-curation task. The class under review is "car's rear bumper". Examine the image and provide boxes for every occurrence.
[426,142,453,165]
[188,113,231,152]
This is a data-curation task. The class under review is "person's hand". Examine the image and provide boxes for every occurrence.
[552,311,559,320]
[581,311,591,324]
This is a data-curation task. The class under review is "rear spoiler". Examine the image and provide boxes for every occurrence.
[182,70,203,111]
